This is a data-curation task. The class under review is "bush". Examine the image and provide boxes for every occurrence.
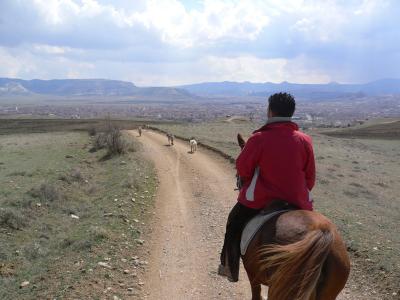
[106,125,128,156]
[7,171,26,177]
[23,242,48,260]
[86,184,98,195]
[88,127,97,136]
[59,169,84,183]
[28,183,62,202]
[91,124,133,156]
[70,168,84,182]
[58,174,72,184]
[0,208,26,230]
[89,226,110,241]
[123,174,140,190]
[61,226,109,252]
[92,133,108,151]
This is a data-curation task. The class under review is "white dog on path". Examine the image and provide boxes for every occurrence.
[189,138,197,153]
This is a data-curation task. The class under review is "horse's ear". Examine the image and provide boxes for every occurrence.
[237,133,246,149]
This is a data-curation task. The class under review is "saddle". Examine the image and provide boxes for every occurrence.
[240,200,298,255]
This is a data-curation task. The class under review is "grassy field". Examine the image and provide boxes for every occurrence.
[158,119,400,299]
[323,118,400,139]
[158,119,259,158]
[0,118,175,135]
[0,130,156,299]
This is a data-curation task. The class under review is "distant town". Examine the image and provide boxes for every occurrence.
[1,78,400,128]
[1,94,399,129]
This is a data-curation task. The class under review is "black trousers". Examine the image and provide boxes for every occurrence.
[220,202,260,281]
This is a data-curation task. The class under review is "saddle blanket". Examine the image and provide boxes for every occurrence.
[240,210,290,255]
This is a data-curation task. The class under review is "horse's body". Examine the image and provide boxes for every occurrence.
[236,134,350,300]
[242,209,350,300]
[190,139,197,153]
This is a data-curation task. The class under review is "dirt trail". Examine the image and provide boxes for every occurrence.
[133,130,252,299]
[132,130,357,300]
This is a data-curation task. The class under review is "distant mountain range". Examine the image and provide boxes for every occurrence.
[0,78,194,100]
[0,77,399,101]
[178,78,400,99]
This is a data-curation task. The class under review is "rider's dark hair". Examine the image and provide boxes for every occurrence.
[268,92,296,117]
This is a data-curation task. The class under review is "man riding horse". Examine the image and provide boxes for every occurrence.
[219,92,316,282]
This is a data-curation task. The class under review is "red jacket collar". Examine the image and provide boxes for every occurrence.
[254,121,298,133]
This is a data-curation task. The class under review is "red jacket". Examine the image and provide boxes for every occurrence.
[236,121,315,210]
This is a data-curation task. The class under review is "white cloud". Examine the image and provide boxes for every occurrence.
[354,0,389,16]
[26,0,270,48]
[0,0,399,84]
[0,49,28,78]
[32,0,80,24]
[32,44,70,55]
[0,47,94,80]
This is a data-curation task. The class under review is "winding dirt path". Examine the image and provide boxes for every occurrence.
[134,130,253,299]
[130,130,358,300]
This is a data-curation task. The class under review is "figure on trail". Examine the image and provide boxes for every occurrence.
[166,133,174,146]
[138,126,142,137]
[218,92,316,282]
[189,137,197,153]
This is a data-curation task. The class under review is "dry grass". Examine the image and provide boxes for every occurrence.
[0,131,156,299]
[0,118,166,135]
[323,119,400,139]
[0,208,26,230]
[28,182,62,202]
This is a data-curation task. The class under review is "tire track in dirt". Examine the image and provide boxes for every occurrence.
[133,130,252,299]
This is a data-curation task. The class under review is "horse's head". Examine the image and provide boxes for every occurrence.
[237,133,246,149]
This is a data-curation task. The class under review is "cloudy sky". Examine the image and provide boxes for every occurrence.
[0,0,399,86]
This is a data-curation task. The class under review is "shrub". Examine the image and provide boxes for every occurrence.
[123,174,140,190]
[88,127,97,136]
[86,184,98,195]
[70,168,84,182]
[89,226,110,241]
[59,168,84,184]
[58,174,72,184]
[0,208,26,230]
[92,125,133,156]
[92,133,108,151]
[106,125,128,156]
[23,242,48,260]
[28,183,61,202]
[8,197,33,209]
[7,171,26,177]
[61,227,109,252]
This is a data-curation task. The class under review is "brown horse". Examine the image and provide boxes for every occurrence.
[237,134,350,300]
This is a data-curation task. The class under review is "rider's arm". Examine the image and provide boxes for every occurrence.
[304,137,316,191]
[236,133,262,181]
